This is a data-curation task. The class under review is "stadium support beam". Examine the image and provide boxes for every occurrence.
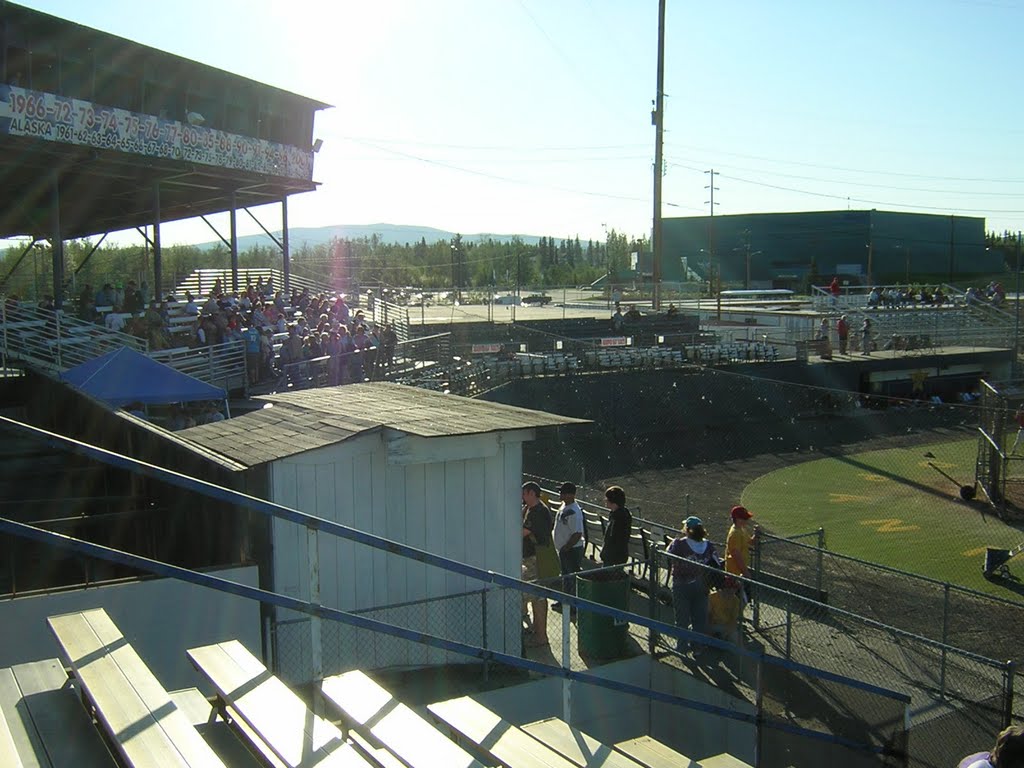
[229,190,239,293]
[74,233,108,275]
[50,171,64,310]
[0,238,38,292]
[153,182,163,300]
[282,194,291,296]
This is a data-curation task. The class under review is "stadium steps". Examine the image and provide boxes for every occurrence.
[171,267,332,301]
[0,301,246,392]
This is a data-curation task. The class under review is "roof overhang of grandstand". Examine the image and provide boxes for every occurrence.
[0,134,319,240]
[0,1,331,241]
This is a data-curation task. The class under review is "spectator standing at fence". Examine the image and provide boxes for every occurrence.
[243,324,262,385]
[611,306,624,332]
[667,516,722,654]
[551,482,585,614]
[379,324,398,373]
[861,317,872,356]
[836,315,849,355]
[521,482,556,648]
[959,725,1024,768]
[829,276,841,306]
[726,506,755,607]
[600,486,632,566]
[1010,407,1024,455]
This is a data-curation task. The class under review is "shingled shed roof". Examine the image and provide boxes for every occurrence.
[180,382,587,468]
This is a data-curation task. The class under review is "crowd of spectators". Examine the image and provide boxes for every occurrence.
[865,284,949,309]
[67,277,400,386]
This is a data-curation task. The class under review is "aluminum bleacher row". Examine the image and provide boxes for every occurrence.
[471,344,779,379]
[0,606,748,767]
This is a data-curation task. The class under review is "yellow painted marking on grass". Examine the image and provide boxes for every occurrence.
[962,547,987,557]
[860,518,921,533]
[860,474,889,483]
[829,493,871,503]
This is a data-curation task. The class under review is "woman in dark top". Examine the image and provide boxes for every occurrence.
[667,515,722,653]
[601,485,632,566]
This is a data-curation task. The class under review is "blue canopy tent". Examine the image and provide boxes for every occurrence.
[61,346,227,412]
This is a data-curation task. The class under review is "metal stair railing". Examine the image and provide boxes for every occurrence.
[1,300,147,375]
[148,340,247,392]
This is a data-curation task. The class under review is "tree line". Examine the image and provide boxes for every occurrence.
[0,228,648,301]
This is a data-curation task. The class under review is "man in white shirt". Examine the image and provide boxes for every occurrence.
[551,482,585,613]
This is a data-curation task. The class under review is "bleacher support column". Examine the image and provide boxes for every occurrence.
[282,195,291,296]
[816,527,825,595]
[230,190,239,293]
[153,182,162,299]
[562,598,571,722]
[308,520,323,715]
[1004,660,1017,728]
[751,527,761,629]
[50,170,64,309]
[648,544,660,654]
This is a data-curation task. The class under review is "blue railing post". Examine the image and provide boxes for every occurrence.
[480,588,489,684]
[1003,660,1016,728]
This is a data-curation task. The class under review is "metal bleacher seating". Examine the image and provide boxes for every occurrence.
[188,638,371,767]
[48,607,226,768]
[321,669,484,768]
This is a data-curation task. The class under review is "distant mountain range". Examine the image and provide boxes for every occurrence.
[195,223,546,251]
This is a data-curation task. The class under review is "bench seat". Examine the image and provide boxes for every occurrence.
[187,639,369,768]
[428,696,578,768]
[612,735,699,768]
[522,717,645,768]
[321,670,483,768]
[47,608,224,768]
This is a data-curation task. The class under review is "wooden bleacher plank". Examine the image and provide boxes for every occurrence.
[344,730,405,768]
[0,700,23,768]
[10,658,114,768]
[168,688,268,768]
[612,735,699,768]
[522,717,645,768]
[0,668,47,768]
[48,609,224,768]
[699,754,750,768]
[427,696,578,768]
[320,670,483,768]
[187,640,367,768]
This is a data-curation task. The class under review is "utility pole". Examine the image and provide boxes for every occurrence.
[866,217,874,287]
[705,169,720,319]
[742,228,752,289]
[651,0,666,311]
[948,215,955,285]
[1015,232,1021,378]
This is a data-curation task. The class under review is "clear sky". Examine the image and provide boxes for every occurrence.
[14,0,1024,246]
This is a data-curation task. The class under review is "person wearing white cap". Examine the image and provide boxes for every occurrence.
[666,516,722,655]
[551,482,585,613]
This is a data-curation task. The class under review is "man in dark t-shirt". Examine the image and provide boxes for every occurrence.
[601,485,632,566]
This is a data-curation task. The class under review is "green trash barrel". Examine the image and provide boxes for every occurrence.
[576,570,629,658]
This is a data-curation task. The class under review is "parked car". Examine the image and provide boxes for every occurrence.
[522,294,552,306]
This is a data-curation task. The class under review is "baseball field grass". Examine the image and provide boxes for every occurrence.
[741,436,1024,596]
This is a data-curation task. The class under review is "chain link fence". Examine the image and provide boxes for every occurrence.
[652,547,1007,768]
[267,541,913,765]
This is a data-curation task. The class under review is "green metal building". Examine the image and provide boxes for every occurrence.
[658,210,997,288]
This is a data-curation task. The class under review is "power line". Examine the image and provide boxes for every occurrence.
[663,140,1024,184]
[345,137,704,212]
[666,156,1024,198]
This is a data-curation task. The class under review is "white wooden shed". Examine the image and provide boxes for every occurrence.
[181,382,586,680]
